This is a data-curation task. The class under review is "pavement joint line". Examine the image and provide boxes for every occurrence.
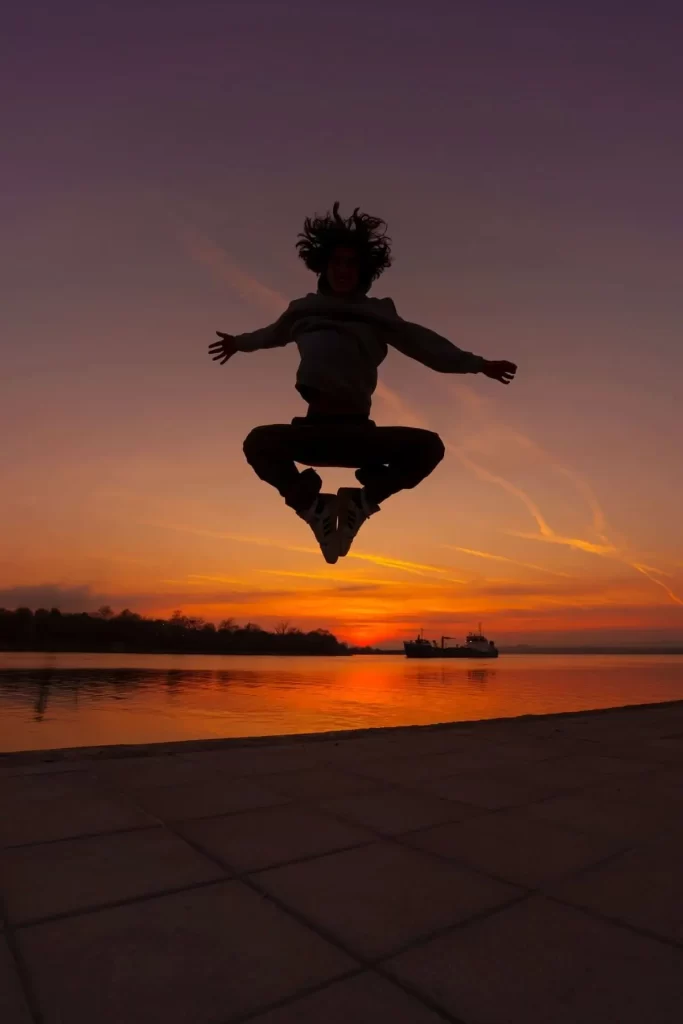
[245,863,534,972]
[176,828,380,878]
[0,822,171,854]
[10,876,231,931]
[394,776,588,809]
[386,829,540,896]
[229,962,468,1024]
[240,828,530,896]
[544,892,683,953]
[367,890,535,967]
[304,791,488,833]
[161,817,376,966]
[536,842,639,888]
[0,820,160,851]
[369,961,472,1024]
[163,808,535,980]
[213,969,377,1024]
[287,798,541,892]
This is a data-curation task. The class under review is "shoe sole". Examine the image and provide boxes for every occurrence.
[337,487,363,558]
[317,495,340,564]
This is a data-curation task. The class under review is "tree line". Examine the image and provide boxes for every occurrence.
[0,606,350,656]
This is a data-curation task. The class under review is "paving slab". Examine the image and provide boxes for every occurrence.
[95,753,223,788]
[350,749,513,784]
[402,808,625,886]
[0,936,32,1024]
[589,766,683,809]
[253,839,521,958]
[526,778,682,842]
[177,804,374,872]
[386,896,683,1024]
[416,770,556,809]
[550,831,683,943]
[492,752,659,790]
[256,766,383,800]
[362,730,477,760]
[317,785,483,836]
[0,827,225,924]
[247,971,447,1023]
[128,776,289,821]
[184,743,321,777]
[19,881,355,1024]
[0,772,155,847]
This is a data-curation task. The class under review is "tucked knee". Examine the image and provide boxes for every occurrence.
[398,431,445,491]
[423,432,446,470]
[242,426,271,465]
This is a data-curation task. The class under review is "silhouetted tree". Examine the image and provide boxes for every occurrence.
[0,607,348,656]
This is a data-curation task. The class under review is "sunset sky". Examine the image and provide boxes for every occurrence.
[3,1,683,646]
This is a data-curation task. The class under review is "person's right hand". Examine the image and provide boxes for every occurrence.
[209,332,238,365]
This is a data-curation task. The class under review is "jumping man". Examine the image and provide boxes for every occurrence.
[208,203,517,563]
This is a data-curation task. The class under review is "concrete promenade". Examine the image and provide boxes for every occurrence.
[1,700,682,1023]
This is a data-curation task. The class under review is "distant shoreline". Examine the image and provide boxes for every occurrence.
[363,647,683,656]
[0,648,351,657]
[2,646,683,657]
[504,648,683,655]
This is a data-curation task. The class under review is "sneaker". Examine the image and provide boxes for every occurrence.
[300,492,339,564]
[337,487,379,557]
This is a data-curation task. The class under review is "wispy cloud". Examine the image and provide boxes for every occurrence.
[187,574,248,585]
[442,381,683,606]
[375,380,427,428]
[257,569,403,586]
[175,220,287,315]
[507,530,617,557]
[446,545,573,578]
[148,521,458,579]
[632,564,683,606]
[345,550,459,577]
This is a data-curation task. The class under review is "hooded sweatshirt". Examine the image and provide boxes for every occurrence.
[232,291,486,416]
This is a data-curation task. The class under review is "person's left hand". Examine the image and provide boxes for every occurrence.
[482,359,517,384]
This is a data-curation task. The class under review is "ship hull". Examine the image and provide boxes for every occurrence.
[404,643,498,659]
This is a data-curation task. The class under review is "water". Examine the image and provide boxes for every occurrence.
[1,652,683,753]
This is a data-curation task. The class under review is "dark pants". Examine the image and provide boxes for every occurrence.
[243,414,445,513]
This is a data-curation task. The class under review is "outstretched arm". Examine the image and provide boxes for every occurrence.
[385,303,516,384]
[208,306,296,366]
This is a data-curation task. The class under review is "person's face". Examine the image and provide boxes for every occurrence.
[326,246,361,295]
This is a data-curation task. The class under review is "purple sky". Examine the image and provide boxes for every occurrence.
[3,1,683,644]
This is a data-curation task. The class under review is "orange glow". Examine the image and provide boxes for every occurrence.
[4,226,683,649]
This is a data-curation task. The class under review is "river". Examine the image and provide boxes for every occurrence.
[2,651,683,753]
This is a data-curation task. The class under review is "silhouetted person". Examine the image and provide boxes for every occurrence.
[209,203,516,563]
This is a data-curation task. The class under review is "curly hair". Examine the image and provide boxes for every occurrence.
[296,201,392,292]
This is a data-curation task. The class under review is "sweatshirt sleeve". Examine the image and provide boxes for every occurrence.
[232,305,295,353]
[384,301,486,374]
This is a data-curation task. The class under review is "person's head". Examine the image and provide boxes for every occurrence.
[296,202,392,296]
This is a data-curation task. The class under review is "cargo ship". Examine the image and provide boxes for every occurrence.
[404,625,498,659]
